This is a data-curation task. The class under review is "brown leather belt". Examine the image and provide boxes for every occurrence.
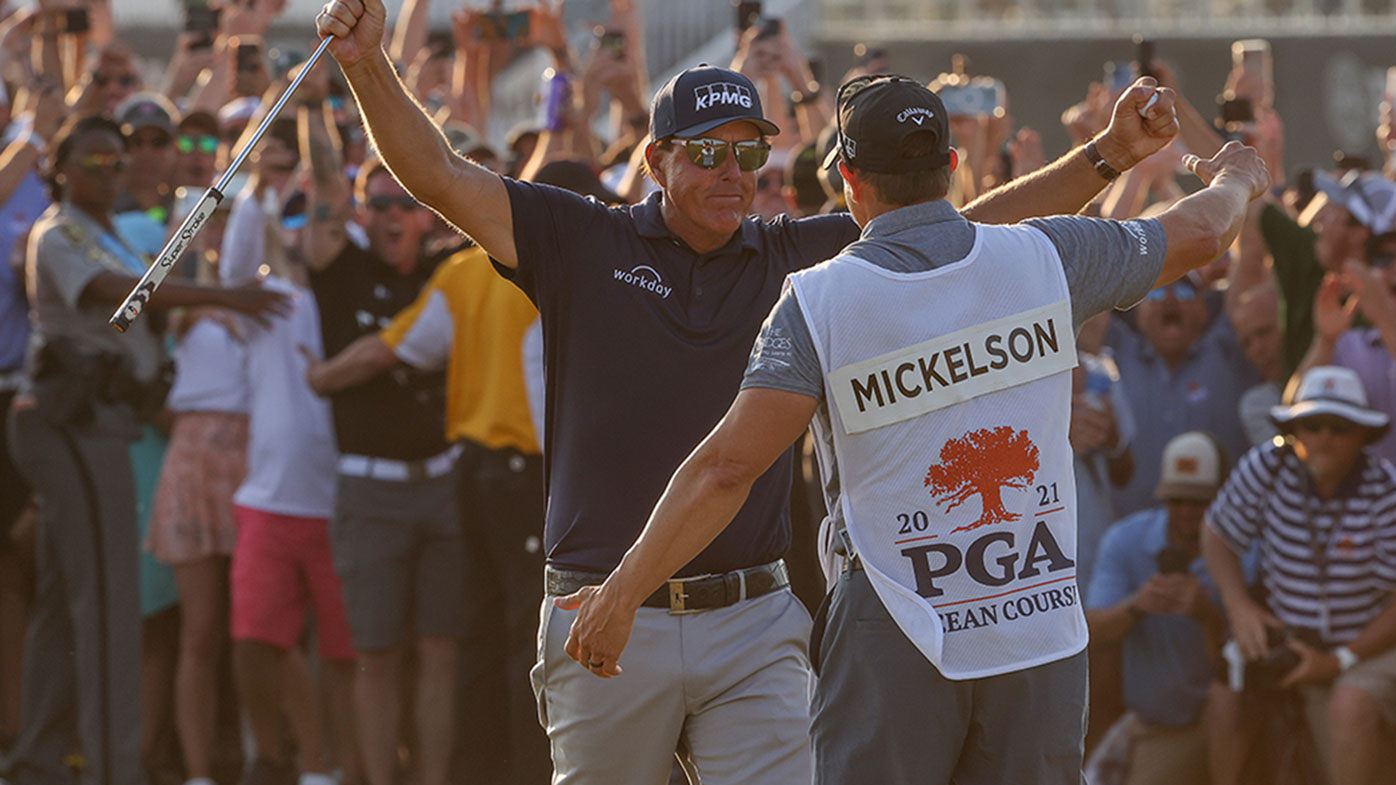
[545,560,789,614]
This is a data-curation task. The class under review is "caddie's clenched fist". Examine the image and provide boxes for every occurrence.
[1183,140,1271,201]
[316,0,386,68]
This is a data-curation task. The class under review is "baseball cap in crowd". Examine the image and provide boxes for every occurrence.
[116,92,177,138]
[649,65,780,141]
[1271,365,1391,441]
[1154,431,1224,502]
[1314,169,1396,235]
[822,75,952,174]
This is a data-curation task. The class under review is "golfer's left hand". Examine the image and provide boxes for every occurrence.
[557,583,634,679]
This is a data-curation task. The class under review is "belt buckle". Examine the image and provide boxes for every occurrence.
[667,574,708,615]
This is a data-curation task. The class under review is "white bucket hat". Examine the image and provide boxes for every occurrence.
[1270,366,1390,440]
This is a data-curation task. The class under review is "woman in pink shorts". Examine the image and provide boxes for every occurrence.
[147,305,249,785]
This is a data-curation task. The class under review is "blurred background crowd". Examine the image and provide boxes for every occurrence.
[0,0,1394,784]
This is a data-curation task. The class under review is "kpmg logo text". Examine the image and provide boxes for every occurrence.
[694,83,754,111]
[614,265,672,299]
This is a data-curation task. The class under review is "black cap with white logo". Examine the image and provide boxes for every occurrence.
[650,65,781,141]
[823,76,951,174]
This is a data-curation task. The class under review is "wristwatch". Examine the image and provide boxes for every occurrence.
[1333,645,1359,672]
[1084,140,1122,182]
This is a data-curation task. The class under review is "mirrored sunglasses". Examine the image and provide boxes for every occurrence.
[669,138,771,172]
[176,134,219,154]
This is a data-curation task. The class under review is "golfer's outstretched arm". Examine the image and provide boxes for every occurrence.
[316,0,518,268]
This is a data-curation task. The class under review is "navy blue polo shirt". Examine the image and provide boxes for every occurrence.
[501,181,859,575]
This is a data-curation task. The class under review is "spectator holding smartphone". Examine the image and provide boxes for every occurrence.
[1086,432,1230,785]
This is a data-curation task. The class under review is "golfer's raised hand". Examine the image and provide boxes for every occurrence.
[316,0,386,68]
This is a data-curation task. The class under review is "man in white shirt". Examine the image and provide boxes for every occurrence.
[220,181,356,785]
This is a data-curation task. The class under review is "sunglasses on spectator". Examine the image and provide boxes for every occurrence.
[76,153,129,173]
[1144,282,1196,302]
[128,134,171,150]
[1293,416,1360,436]
[94,73,137,89]
[176,134,219,154]
[367,195,420,211]
[668,138,771,172]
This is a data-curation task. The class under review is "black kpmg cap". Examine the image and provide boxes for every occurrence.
[650,64,780,141]
[823,76,951,174]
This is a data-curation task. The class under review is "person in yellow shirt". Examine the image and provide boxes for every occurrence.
[305,242,549,783]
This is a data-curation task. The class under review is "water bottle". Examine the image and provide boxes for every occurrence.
[540,68,572,133]
[1083,365,1112,411]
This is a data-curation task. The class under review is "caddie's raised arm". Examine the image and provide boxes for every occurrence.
[315,0,518,267]
[1154,141,1271,287]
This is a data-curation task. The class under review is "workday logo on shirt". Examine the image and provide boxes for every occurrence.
[613,265,672,299]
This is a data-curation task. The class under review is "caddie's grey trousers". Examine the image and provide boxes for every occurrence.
[810,566,1087,785]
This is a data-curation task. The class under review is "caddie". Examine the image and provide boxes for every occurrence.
[561,76,1270,784]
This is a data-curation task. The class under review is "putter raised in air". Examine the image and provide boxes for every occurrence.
[109,35,335,333]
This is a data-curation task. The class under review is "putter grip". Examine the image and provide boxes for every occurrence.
[109,187,223,333]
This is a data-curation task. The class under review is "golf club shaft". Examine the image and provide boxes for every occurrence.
[110,35,335,333]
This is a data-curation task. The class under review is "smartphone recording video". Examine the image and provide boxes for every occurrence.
[735,1,763,32]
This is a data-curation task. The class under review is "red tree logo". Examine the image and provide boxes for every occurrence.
[924,426,1040,532]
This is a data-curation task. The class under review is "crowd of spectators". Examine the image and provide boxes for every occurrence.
[0,1,1392,784]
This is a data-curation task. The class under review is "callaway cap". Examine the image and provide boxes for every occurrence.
[823,75,952,174]
[650,65,779,141]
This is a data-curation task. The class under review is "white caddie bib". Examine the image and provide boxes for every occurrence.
[791,222,1088,679]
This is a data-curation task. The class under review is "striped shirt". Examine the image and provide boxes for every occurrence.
[1207,441,1396,645]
